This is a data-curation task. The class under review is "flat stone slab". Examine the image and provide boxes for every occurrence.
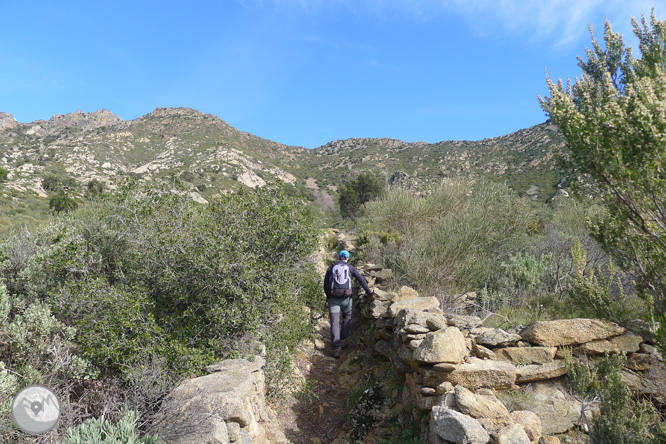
[520,319,625,346]
[515,360,567,383]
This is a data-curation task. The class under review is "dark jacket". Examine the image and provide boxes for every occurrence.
[323,260,373,299]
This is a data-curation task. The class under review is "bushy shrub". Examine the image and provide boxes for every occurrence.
[49,191,78,214]
[6,182,320,382]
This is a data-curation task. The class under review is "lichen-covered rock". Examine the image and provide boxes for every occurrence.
[151,357,286,444]
[504,383,586,435]
[520,319,625,346]
[394,285,419,302]
[495,346,558,365]
[511,410,542,442]
[425,358,517,389]
[496,423,531,444]
[413,327,467,364]
[389,297,440,317]
[446,313,483,329]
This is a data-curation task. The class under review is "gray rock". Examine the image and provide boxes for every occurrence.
[496,424,531,444]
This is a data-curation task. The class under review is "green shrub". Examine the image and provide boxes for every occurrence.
[63,410,163,444]
[0,167,7,183]
[564,351,666,443]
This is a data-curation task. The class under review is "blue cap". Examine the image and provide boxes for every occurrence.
[339,250,350,259]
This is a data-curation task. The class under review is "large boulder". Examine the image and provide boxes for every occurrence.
[413,327,467,364]
[502,382,587,435]
[521,319,625,346]
[430,406,490,444]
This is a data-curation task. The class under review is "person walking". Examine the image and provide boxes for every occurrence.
[323,250,373,358]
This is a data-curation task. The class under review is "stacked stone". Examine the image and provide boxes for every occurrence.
[359,263,665,444]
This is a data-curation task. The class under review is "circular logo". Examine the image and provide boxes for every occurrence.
[11,385,61,435]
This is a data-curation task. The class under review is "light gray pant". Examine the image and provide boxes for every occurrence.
[328,297,352,349]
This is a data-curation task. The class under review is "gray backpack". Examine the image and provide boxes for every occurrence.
[330,263,353,297]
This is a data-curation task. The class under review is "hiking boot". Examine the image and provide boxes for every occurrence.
[340,340,349,350]
[332,348,342,359]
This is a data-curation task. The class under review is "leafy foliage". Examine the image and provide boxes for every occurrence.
[0,166,7,183]
[540,11,666,353]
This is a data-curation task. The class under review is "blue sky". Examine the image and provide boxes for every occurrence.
[0,1,660,148]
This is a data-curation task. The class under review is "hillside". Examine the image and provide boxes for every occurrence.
[0,107,565,234]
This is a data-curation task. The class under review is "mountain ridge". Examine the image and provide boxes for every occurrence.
[0,107,565,233]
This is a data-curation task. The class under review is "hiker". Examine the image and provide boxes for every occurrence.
[323,250,373,358]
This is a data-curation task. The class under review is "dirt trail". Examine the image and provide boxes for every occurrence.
[271,311,367,444]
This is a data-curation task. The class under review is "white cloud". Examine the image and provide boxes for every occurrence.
[249,0,660,50]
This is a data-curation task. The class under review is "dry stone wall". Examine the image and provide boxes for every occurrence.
[359,263,666,444]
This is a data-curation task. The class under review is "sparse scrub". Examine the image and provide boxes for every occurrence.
[357,179,532,305]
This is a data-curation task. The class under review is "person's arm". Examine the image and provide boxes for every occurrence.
[350,265,373,295]
[323,265,332,298]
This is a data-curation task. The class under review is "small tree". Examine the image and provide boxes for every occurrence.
[540,11,666,352]
[338,172,383,219]
[0,167,7,183]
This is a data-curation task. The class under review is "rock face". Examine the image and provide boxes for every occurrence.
[151,357,286,444]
